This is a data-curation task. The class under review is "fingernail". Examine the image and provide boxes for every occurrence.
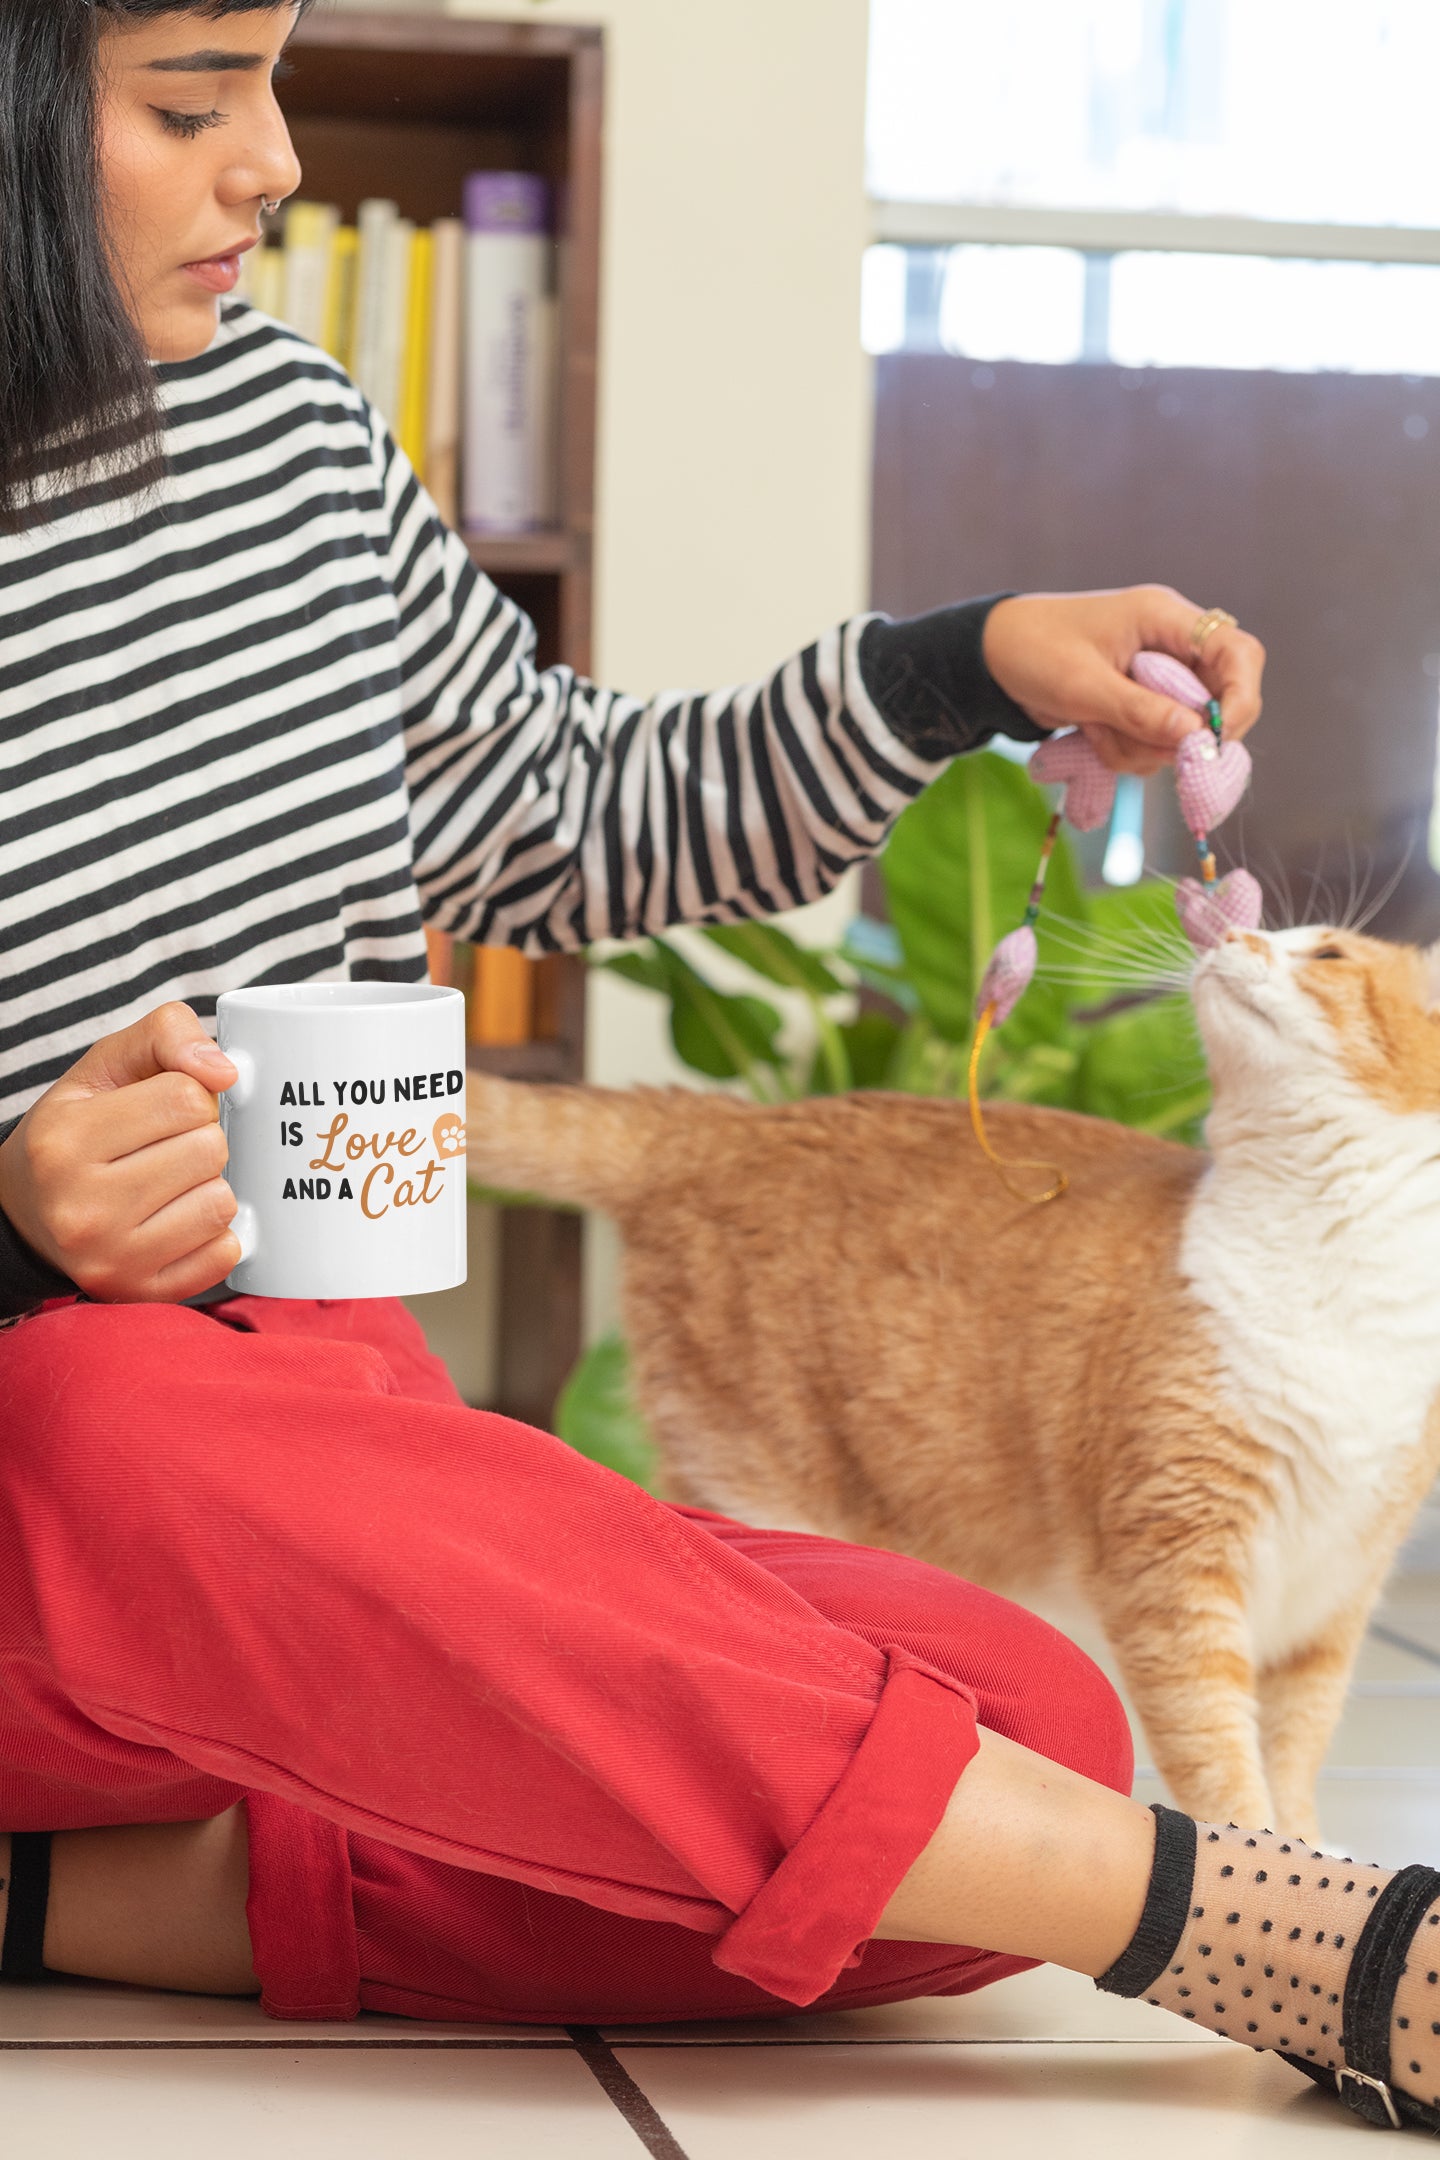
[189,1043,233,1069]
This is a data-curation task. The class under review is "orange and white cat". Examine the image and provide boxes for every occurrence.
[466,925,1440,1839]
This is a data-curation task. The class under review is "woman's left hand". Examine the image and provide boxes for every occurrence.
[982,585,1266,776]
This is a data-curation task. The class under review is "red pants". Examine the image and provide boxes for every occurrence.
[0,1296,1131,2024]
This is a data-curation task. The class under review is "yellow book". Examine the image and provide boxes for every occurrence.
[425,219,465,527]
[467,949,534,1048]
[252,246,286,320]
[324,226,359,371]
[397,228,435,479]
[281,201,336,344]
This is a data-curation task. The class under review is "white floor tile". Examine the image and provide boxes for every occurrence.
[1130,1771,1440,1868]
[1321,1692,1440,1767]
[602,1961,1223,2047]
[0,1980,562,2046]
[1350,1631,1440,1686]
[617,2040,1371,2159]
[0,2045,630,2160]
[1376,1576,1440,1659]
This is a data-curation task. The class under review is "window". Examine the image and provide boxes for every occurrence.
[868,0,1440,227]
[865,0,1440,880]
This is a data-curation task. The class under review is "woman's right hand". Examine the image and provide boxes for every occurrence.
[0,1003,241,1303]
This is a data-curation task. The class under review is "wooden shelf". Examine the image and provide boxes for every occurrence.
[466,1038,575,1083]
[465,530,581,578]
[283,11,602,1428]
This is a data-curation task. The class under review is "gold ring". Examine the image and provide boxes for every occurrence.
[1190,607,1238,656]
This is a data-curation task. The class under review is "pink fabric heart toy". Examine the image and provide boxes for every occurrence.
[968,648,1258,1202]
[1029,730,1117,831]
[973,648,1259,1032]
[1130,649,1262,951]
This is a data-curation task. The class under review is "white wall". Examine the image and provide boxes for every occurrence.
[450,0,874,696]
[442,0,876,1350]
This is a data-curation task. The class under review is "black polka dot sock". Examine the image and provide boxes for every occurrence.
[1097,1806,1440,2124]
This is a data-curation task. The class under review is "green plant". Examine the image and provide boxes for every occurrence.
[552,751,1205,1477]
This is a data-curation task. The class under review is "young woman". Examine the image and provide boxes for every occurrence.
[5,1,1434,2136]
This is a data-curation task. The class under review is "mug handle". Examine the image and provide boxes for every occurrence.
[229,1202,260,1267]
[215,1039,258,1274]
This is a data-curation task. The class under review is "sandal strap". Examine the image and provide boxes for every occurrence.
[1322,1864,1440,2132]
[1345,1866,1440,2087]
[0,1832,53,1984]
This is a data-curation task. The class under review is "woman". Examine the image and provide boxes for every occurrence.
[2,1,1432,2135]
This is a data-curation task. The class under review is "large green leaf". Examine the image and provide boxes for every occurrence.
[1075,994,1209,1137]
[805,1010,905,1094]
[554,1331,657,1489]
[880,752,1088,1048]
[598,947,670,996]
[1071,880,1194,1010]
[840,916,921,1014]
[702,921,847,999]
[643,938,788,1089]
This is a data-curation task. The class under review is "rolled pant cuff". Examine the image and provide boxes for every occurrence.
[244,1792,361,2021]
[713,1649,980,2006]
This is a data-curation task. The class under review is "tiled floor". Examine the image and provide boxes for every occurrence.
[5,1562,1438,2158]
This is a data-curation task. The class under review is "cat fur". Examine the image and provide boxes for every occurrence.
[465,926,1440,1838]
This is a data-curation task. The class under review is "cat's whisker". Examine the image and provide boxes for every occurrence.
[1041,911,1192,964]
[1345,834,1415,935]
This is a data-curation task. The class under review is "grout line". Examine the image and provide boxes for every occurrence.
[594,2034,1218,2049]
[568,2025,693,2160]
[0,2031,1223,2057]
[0,2037,574,2053]
[1370,1623,1440,1673]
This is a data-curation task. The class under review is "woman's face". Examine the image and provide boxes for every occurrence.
[96,6,304,362]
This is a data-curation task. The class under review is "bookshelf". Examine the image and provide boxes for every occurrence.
[284,9,602,1427]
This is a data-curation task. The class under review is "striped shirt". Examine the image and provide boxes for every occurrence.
[0,299,1030,1307]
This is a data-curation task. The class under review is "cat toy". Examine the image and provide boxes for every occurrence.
[968,649,1264,1202]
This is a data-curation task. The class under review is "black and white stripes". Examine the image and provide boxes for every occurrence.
[0,300,1011,1126]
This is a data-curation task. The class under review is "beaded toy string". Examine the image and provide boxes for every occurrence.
[967,649,1263,1205]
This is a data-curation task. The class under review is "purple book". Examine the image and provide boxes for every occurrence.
[463,172,549,237]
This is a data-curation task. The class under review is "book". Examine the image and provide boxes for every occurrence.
[426,219,466,527]
[238,242,285,319]
[467,948,534,1048]
[373,216,415,438]
[351,197,399,408]
[281,200,338,346]
[397,228,434,480]
[324,225,359,371]
[462,172,556,534]
[424,926,455,989]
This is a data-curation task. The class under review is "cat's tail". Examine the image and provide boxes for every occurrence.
[465,1075,661,1215]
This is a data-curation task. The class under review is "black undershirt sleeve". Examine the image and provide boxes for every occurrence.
[858,595,1050,762]
[0,1116,75,1322]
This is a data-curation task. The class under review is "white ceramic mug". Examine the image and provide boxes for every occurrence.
[216,983,468,1299]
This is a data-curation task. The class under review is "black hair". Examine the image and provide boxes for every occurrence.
[0,1,314,532]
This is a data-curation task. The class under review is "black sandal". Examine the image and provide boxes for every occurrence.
[1282,1864,1440,2133]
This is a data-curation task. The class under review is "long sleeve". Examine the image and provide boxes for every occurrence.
[374,417,1039,951]
[0,1116,73,1322]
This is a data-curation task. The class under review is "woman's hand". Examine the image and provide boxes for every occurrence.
[983,586,1266,775]
[0,1003,241,1303]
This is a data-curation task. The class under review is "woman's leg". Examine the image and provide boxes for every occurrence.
[0,1299,987,2016]
[0,1813,256,1995]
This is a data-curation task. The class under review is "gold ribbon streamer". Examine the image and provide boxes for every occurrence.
[967,1004,1069,1206]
